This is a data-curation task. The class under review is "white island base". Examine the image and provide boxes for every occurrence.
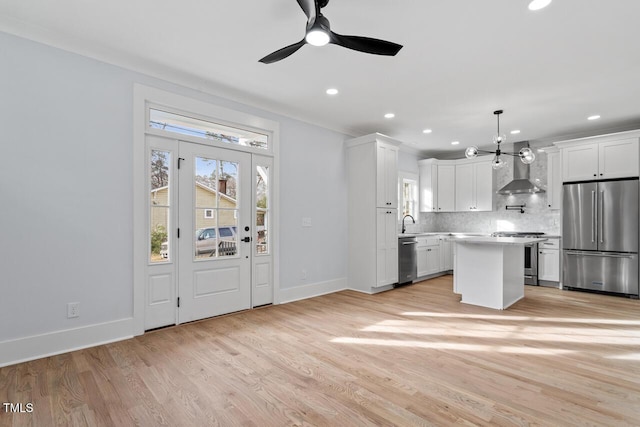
[454,237,545,310]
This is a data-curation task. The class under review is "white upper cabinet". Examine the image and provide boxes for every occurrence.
[418,159,438,212]
[599,138,639,179]
[454,158,494,212]
[376,142,399,208]
[419,157,493,213]
[474,161,494,211]
[560,136,639,182]
[436,164,456,212]
[455,163,474,211]
[546,148,561,210]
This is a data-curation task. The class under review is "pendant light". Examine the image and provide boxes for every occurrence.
[465,110,535,170]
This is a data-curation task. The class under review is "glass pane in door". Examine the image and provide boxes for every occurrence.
[194,157,239,260]
[218,160,239,257]
[195,210,218,259]
[256,165,269,255]
[150,150,171,263]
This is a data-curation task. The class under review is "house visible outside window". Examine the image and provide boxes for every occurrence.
[204,209,214,219]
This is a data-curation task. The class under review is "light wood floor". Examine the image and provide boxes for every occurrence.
[2,276,640,426]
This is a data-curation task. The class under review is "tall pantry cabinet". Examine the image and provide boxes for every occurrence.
[347,133,401,293]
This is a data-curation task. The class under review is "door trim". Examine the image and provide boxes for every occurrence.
[133,84,280,336]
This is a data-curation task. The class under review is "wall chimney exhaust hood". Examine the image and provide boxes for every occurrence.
[497,142,545,195]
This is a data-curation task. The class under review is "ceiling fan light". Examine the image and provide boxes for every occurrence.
[306,30,330,46]
[465,146,479,159]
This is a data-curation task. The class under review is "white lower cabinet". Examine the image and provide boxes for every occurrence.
[440,238,453,271]
[417,235,453,278]
[538,238,560,282]
[376,208,399,287]
[417,237,440,277]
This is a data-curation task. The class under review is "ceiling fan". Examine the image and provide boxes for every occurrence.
[259,0,403,64]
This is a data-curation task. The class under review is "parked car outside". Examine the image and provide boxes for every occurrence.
[195,226,237,255]
[160,226,238,258]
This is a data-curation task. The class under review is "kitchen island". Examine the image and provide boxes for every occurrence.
[454,236,547,309]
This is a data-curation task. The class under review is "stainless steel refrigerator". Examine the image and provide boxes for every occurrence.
[562,178,639,296]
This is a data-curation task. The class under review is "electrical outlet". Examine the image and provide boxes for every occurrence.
[67,302,80,318]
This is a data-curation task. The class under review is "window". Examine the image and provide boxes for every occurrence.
[149,109,268,150]
[398,173,418,220]
[256,165,270,255]
[204,209,214,218]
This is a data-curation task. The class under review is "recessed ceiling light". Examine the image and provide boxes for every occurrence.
[422,129,432,134]
[451,141,460,145]
[326,88,339,95]
[528,0,552,11]
[588,115,601,121]
[510,130,521,135]
[384,113,395,119]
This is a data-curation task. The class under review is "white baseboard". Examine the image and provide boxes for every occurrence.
[278,278,348,304]
[0,318,134,368]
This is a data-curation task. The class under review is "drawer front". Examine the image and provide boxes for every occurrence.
[425,238,440,246]
[563,251,639,295]
[540,239,560,250]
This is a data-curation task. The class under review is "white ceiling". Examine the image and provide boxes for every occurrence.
[2,0,640,156]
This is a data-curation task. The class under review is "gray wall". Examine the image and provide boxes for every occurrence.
[0,32,348,342]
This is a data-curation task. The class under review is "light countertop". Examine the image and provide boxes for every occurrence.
[454,236,549,245]
[398,232,561,239]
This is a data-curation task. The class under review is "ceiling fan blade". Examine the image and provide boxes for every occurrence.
[296,0,317,24]
[330,32,403,56]
[259,39,306,64]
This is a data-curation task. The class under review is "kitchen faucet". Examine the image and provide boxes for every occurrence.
[402,214,415,234]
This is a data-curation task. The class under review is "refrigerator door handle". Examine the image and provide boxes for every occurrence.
[565,251,635,259]
[599,190,604,244]
[591,190,596,243]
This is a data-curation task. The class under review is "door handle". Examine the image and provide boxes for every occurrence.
[566,251,633,259]
[591,190,596,243]
[599,190,604,244]
[242,237,251,243]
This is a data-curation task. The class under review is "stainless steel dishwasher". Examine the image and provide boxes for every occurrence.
[398,236,418,285]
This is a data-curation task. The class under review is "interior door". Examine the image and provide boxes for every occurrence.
[178,141,252,323]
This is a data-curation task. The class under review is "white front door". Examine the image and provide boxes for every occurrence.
[177,141,252,323]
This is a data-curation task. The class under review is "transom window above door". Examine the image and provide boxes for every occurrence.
[149,109,269,150]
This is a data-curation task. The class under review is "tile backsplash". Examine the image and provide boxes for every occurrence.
[407,150,561,235]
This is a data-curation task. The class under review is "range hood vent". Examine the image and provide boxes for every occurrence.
[497,142,545,195]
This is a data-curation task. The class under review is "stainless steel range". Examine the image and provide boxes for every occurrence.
[491,232,545,285]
